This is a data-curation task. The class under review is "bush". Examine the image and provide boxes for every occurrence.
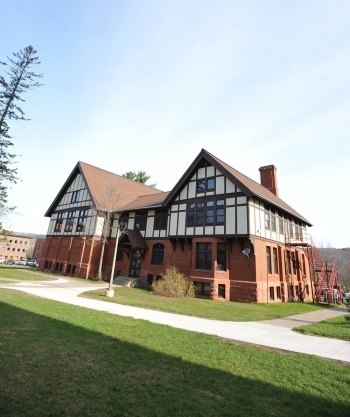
[152,266,195,298]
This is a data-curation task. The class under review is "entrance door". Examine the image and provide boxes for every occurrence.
[129,248,143,278]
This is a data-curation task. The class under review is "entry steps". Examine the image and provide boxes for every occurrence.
[113,276,135,287]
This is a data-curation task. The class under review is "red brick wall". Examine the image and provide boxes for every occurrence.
[39,236,104,279]
[39,233,314,304]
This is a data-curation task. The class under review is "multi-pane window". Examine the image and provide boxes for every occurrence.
[265,213,270,229]
[187,209,195,227]
[266,246,272,274]
[269,287,275,300]
[76,209,88,232]
[197,178,215,193]
[288,285,294,298]
[273,247,278,274]
[291,252,297,275]
[271,215,276,231]
[151,243,164,265]
[64,211,75,232]
[302,254,306,275]
[279,218,284,234]
[194,281,211,297]
[187,200,224,227]
[71,191,80,203]
[216,200,225,224]
[54,212,64,233]
[154,212,168,230]
[217,243,226,271]
[66,264,76,275]
[286,251,291,275]
[135,212,147,231]
[196,243,212,270]
[289,222,293,235]
[276,286,281,299]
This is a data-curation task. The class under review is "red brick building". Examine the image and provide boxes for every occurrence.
[40,149,330,303]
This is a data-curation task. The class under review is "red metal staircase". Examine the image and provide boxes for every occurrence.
[285,233,342,304]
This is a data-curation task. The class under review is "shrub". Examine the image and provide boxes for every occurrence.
[345,298,350,313]
[152,266,195,298]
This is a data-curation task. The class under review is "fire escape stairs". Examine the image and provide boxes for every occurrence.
[285,233,342,304]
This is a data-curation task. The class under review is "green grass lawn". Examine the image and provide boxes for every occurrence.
[82,286,330,321]
[295,315,350,340]
[0,289,349,417]
[0,265,51,281]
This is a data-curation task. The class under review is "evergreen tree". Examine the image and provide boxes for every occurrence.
[0,45,43,230]
[122,170,156,188]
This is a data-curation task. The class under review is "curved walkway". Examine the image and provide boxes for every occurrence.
[1,278,349,363]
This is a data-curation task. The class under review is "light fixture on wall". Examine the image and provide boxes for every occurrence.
[241,248,250,258]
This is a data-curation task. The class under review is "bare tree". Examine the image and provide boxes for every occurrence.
[93,180,120,280]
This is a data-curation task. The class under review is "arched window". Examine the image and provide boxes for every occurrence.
[151,243,164,265]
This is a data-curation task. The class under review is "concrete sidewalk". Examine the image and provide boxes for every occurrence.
[1,278,349,363]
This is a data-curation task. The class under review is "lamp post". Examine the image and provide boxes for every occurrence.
[105,222,126,297]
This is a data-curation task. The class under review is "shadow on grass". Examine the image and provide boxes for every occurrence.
[0,290,349,417]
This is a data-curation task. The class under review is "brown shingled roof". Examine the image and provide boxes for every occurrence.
[162,149,312,226]
[79,162,160,211]
[45,162,161,216]
[117,191,170,211]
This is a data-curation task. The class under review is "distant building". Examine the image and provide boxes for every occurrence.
[39,149,340,303]
[0,232,42,261]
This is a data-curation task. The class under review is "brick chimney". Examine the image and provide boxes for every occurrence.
[259,165,279,196]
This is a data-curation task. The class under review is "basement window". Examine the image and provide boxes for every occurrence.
[218,284,226,298]
[194,281,211,297]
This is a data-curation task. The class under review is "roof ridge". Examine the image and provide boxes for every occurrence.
[79,161,162,192]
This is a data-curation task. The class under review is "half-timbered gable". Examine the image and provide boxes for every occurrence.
[162,149,311,243]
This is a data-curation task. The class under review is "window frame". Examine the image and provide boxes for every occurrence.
[217,243,227,271]
[154,212,168,231]
[196,243,212,270]
[135,212,147,231]
[76,209,88,233]
[273,247,278,274]
[54,212,64,233]
[71,191,80,203]
[186,199,225,227]
[64,211,75,232]
[266,246,272,274]
[151,243,165,266]
[196,177,216,194]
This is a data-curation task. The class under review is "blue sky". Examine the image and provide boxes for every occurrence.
[1,0,349,248]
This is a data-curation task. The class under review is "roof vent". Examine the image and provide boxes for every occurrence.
[259,165,279,196]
